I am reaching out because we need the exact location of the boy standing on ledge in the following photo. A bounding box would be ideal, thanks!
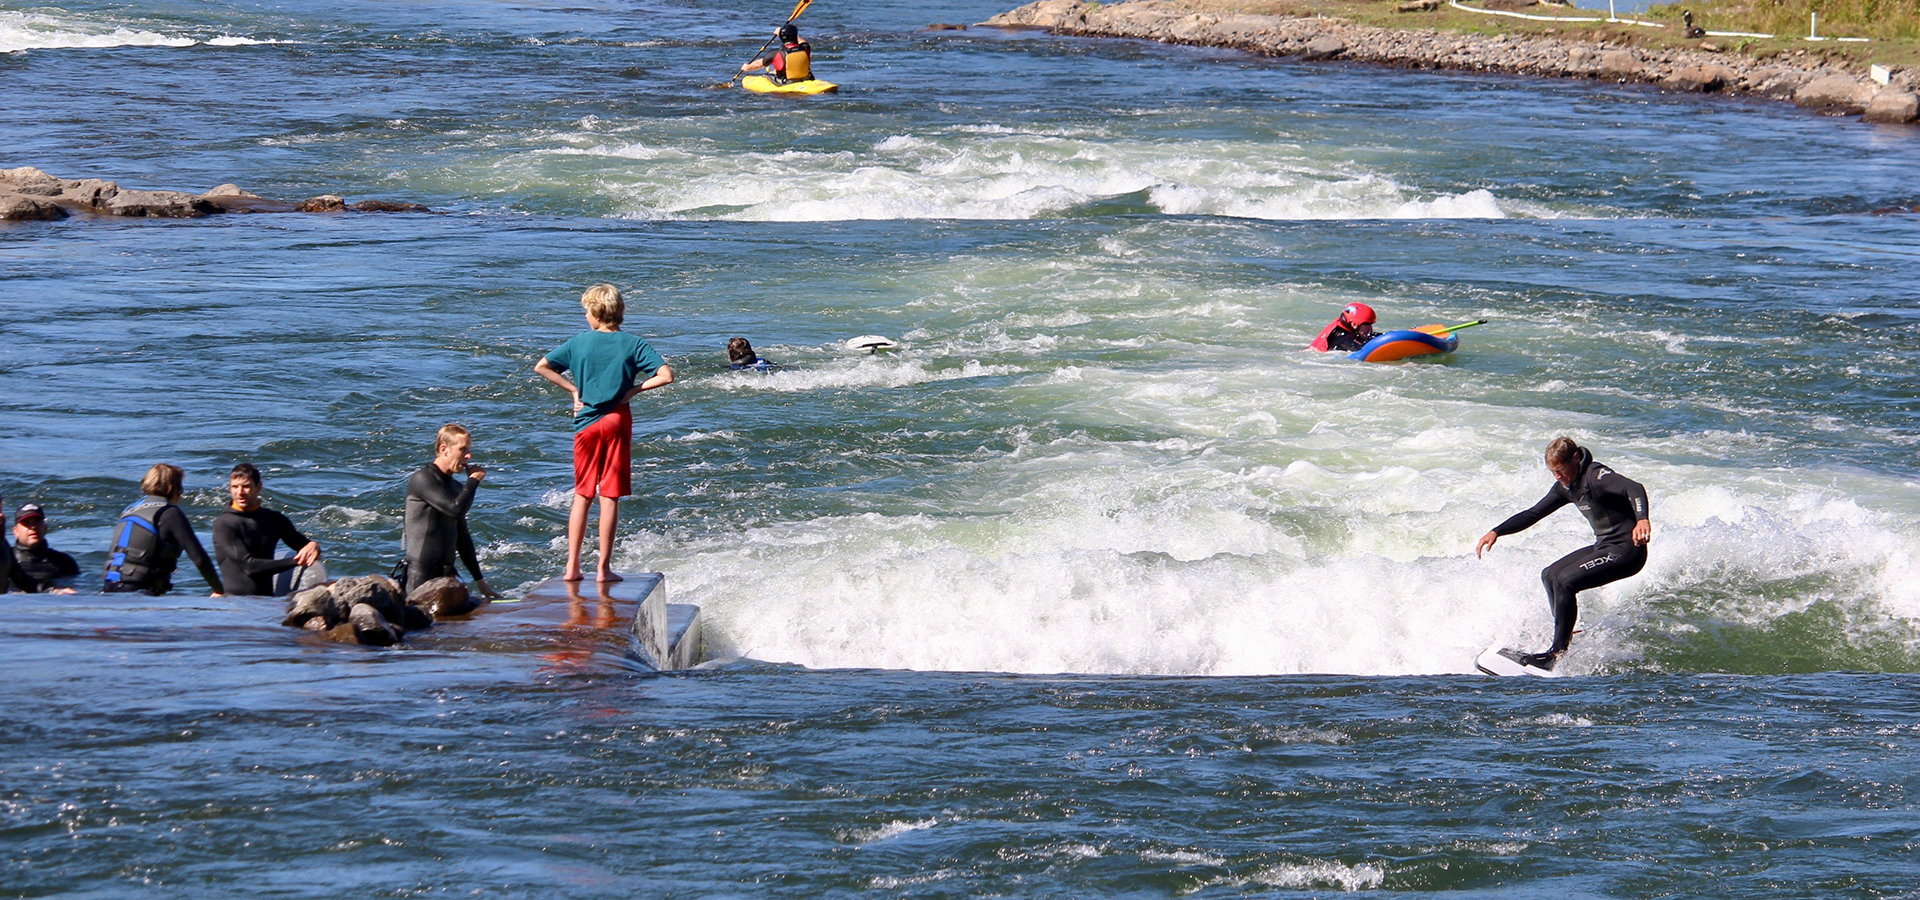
[534,283,674,583]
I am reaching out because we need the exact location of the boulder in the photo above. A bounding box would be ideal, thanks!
[1744,67,1811,99]
[1598,50,1642,81]
[408,575,477,619]
[981,0,1085,28]
[1795,74,1871,111]
[348,603,401,646]
[0,166,67,196]
[1665,64,1735,93]
[1397,0,1442,11]
[1300,36,1346,61]
[295,194,347,212]
[202,183,261,198]
[348,199,430,213]
[105,189,216,218]
[59,179,120,209]
[400,604,434,631]
[282,584,347,629]
[333,574,408,625]
[1863,89,1920,124]
[0,193,68,221]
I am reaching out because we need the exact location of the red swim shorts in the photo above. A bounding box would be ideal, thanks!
[573,403,632,498]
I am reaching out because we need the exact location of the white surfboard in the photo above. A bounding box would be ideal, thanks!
[1474,643,1561,678]
[846,334,898,353]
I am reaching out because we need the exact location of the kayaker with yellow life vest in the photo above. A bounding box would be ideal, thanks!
[740,23,812,84]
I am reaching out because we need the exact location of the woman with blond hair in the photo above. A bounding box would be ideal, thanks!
[102,463,223,596]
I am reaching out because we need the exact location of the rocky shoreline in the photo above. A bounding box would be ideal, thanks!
[0,166,431,222]
[981,0,1920,125]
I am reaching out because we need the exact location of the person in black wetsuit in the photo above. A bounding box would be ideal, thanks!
[404,424,501,601]
[102,463,224,596]
[212,463,322,596]
[9,503,79,594]
[1476,436,1651,671]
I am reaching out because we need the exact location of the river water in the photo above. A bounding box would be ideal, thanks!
[4,0,1919,895]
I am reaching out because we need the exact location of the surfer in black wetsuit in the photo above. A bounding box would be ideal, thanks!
[212,463,321,596]
[1476,436,1651,671]
[403,424,501,601]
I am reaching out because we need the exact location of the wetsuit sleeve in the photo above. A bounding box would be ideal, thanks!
[1492,487,1569,536]
[456,518,484,583]
[408,468,479,519]
[270,510,313,557]
[1596,470,1651,522]
[54,549,78,578]
[161,506,222,592]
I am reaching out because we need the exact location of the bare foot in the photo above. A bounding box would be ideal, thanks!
[596,570,624,583]
[562,570,584,582]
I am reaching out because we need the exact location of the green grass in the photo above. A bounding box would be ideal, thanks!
[1652,0,1920,42]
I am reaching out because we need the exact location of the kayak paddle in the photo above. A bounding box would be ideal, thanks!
[1414,319,1488,336]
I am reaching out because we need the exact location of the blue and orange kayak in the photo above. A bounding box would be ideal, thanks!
[1347,319,1485,363]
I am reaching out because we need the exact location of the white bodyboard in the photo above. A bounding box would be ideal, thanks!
[846,335,898,353]
[1474,643,1561,678]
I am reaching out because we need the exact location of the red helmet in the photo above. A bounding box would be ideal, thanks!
[1339,303,1376,328]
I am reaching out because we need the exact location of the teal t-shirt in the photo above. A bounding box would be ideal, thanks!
[543,330,666,432]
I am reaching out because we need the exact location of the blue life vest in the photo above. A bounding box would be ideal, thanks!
[103,496,179,592]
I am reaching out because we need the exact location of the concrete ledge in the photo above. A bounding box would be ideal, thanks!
[522,573,702,671]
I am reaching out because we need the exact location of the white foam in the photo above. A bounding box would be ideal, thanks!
[493,123,1524,223]
[626,383,1920,677]
[0,11,285,53]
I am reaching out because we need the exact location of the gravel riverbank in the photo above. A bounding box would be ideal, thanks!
[982,0,1920,125]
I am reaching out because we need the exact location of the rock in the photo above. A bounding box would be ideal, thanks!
[400,604,434,631]
[295,194,347,212]
[105,189,216,218]
[332,575,407,626]
[1666,64,1735,93]
[1744,67,1811,99]
[282,584,346,629]
[1863,89,1920,124]
[0,193,68,221]
[321,622,360,643]
[0,166,68,196]
[981,0,1086,28]
[1300,36,1346,61]
[1795,74,1872,111]
[1397,0,1441,10]
[925,23,968,30]
[348,603,401,646]
[1598,50,1641,81]
[59,179,120,209]
[1484,0,1535,9]
[408,576,477,619]
[202,183,261,198]
[348,199,430,213]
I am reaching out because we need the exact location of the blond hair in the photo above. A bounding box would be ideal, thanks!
[435,423,470,452]
[581,283,624,327]
[141,463,184,500]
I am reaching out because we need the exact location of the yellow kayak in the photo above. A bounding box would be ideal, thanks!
[741,74,838,95]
